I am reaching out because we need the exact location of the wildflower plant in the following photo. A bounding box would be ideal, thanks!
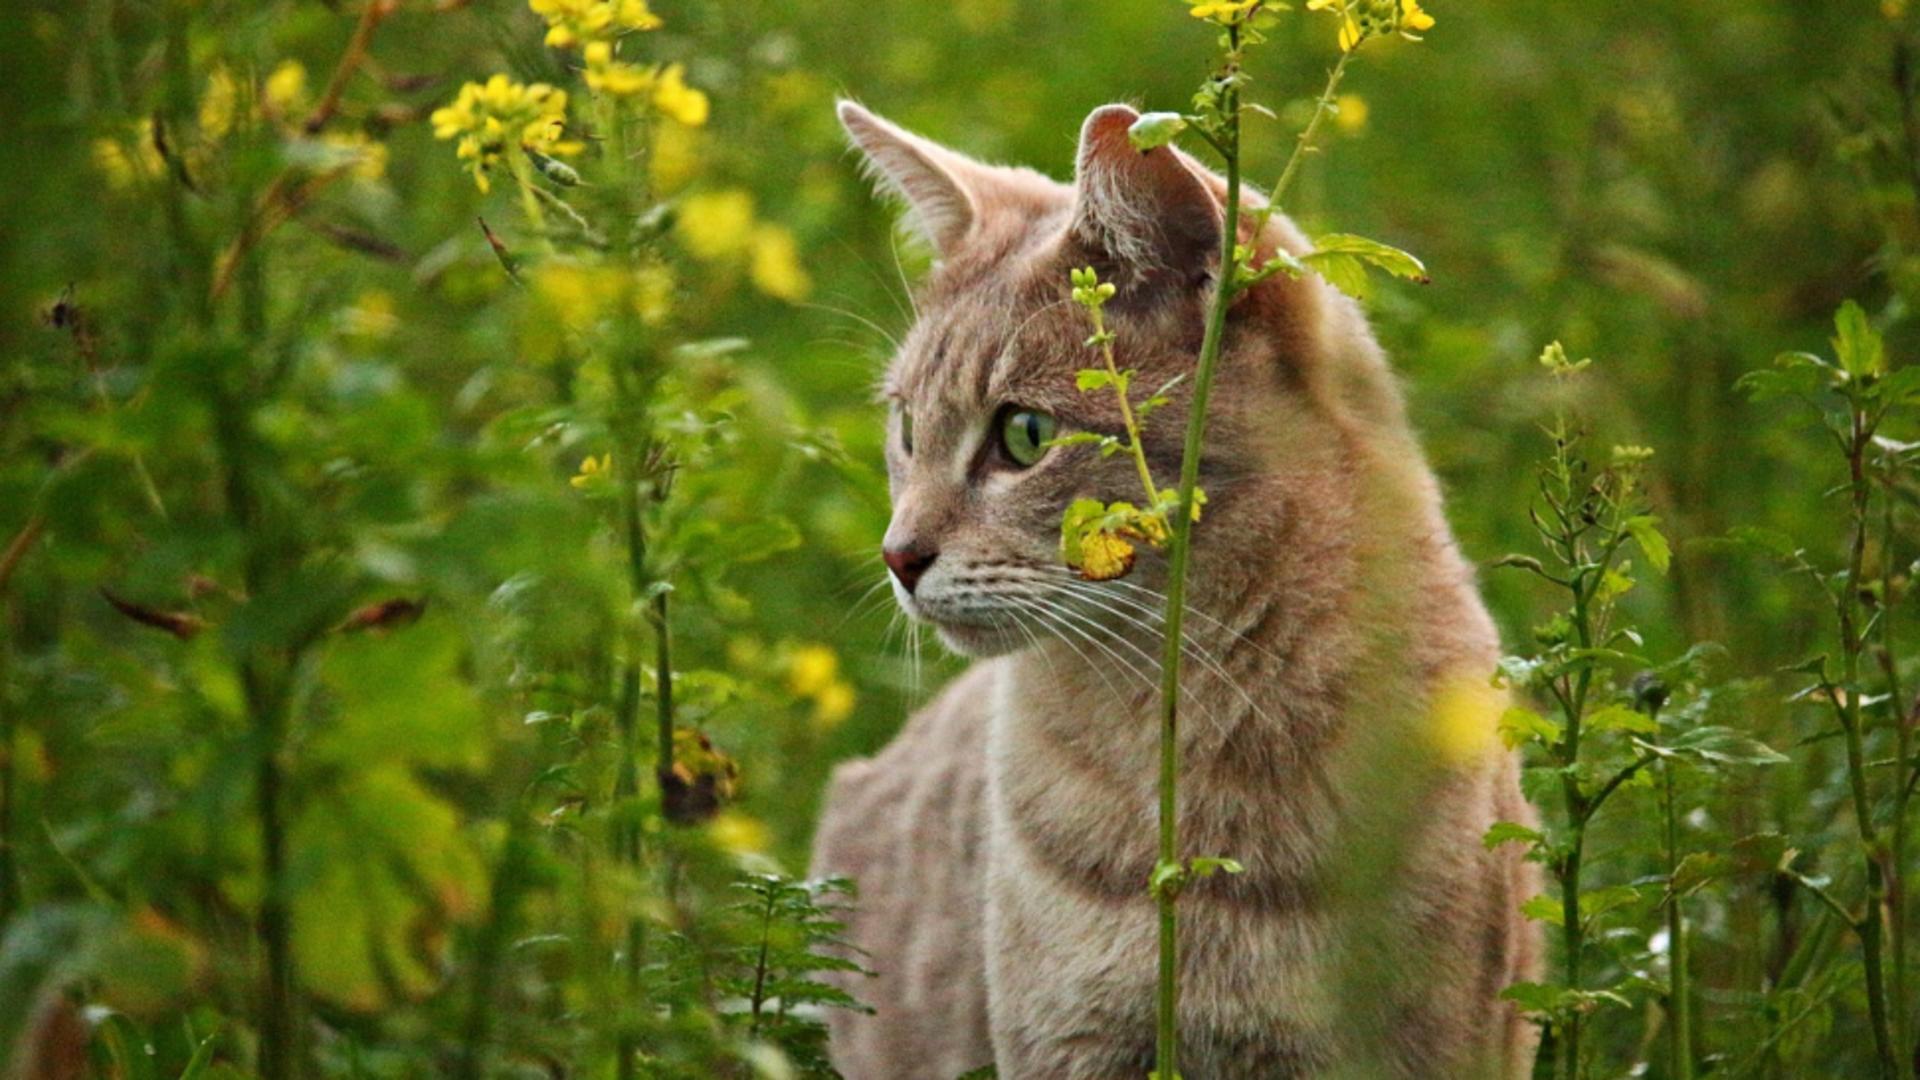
[1060,2,1441,1075]
[1489,344,1787,1079]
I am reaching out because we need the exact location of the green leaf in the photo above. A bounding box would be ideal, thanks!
[1624,515,1671,573]
[1127,111,1189,151]
[1482,821,1545,852]
[1647,725,1789,768]
[1519,894,1564,927]
[1075,368,1117,392]
[1833,299,1886,379]
[1586,703,1658,735]
[1301,234,1430,299]
[1498,705,1563,750]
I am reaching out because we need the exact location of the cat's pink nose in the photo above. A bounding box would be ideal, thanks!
[883,545,937,594]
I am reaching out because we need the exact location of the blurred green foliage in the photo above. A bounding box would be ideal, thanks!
[4,0,1920,1076]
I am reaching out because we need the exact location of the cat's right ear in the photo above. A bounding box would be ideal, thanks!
[837,100,983,258]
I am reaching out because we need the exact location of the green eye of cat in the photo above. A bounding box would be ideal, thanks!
[999,407,1056,468]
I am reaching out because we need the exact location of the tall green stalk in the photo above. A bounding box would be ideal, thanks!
[1655,694,1693,1080]
[1154,25,1243,1074]
[1837,408,1901,1078]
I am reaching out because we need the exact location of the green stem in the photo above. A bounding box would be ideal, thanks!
[0,616,16,927]
[1841,410,1901,1078]
[1661,709,1692,1080]
[1155,25,1244,1077]
[1262,48,1352,220]
[1880,466,1912,1068]
[1088,306,1160,509]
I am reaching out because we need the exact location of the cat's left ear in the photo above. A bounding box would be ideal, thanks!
[1070,104,1222,290]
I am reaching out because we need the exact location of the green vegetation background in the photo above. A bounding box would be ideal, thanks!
[0,0,1905,1076]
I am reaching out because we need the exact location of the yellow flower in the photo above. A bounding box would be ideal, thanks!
[1187,0,1260,23]
[199,66,239,141]
[430,75,579,193]
[651,63,710,127]
[676,189,756,261]
[583,40,655,98]
[787,644,839,698]
[1425,676,1503,765]
[528,0,661,49]
[1338,14,1363,51]
[1399,0,1435,35]
[320,132,388,180]
[92,119,166,189]
[263,60,309,119]
[570,453,612,489]
[813,680,856,731]
[708,811,770,856]
[749,224,811,301]
[1333,93,1369,134]
[1077,532,1137,582]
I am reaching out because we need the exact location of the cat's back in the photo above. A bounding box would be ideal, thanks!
[811,661,1000,1079]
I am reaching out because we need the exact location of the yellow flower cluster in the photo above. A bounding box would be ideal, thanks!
[786,644,856,731]
[430,75,581,193]
[675,190,812,301]
[582,46,710,127]
[1307,0,1434,52]
[527,0,661,49]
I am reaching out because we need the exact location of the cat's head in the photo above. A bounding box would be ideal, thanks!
[842,100,1393,658]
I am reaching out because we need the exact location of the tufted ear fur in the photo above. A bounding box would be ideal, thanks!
[837,100,1010,258]
[1070,104,1222,292]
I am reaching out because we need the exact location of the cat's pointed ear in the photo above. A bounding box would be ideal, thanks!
[838,100,988,257]
[1070,104,1221,287]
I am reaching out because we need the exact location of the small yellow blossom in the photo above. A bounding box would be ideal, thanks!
[1426,676,1503,765]
[1078,532,1137,582]
[708,811,770,856]
[1333,94,1369,134]
[199,66,239,141]
[1399,0,1435,35]
[749,223,812,301]
[430,75,579,193]
[320,132,388,180]
[651,63,710,127]
[263,60,309,119]
[583,40,655,98]
[813,681,856,731]
[570,453,612,489]
[676,189,756,261]
[528,0,661,49]
[787,644,840,698]
[92,119,167,189]
[1187,0,1261,23]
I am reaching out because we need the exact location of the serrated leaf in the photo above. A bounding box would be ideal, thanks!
[1498,706,1563,750]
[1625,515,1671,573]
[1075,368,1117,392]
[1301,234,1429,299]
[1483,821,1545,852]
[1520,894,1564,926]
